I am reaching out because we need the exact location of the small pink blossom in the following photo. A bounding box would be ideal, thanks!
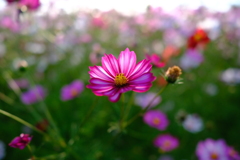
[154,134,179,152]
[61,80,84,101]
[87,48,156,102]
[9,133,32,150]
[196,139,228,160]
[143,110,168,130]
[21,85,46,105]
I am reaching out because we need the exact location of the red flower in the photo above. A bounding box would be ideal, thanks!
[187,29,210,49]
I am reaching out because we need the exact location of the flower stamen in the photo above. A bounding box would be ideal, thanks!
[210,153,219,160]
[153,118,161,125]
[71,89,78,97]
[114,73,128,86]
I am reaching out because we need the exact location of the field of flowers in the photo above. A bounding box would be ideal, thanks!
[0,1,240,160]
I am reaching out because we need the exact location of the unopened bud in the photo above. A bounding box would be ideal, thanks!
[165,66,182,84]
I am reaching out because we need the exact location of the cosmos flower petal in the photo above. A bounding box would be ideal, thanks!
[119,48,136,77]
[102,54,120,77]
[109,92,121,102]
[102,88,120,96]
[129,73,156,84]
[87,84,114,91]
[89,66,114,81]
[132,83,153,93]
[129,59,152,80]
[119,86,133,93]
[89,78,114,85]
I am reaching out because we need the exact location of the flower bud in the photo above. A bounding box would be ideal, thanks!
[165,66,182,84]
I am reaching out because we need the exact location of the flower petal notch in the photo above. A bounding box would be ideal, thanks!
[87,48,156,102]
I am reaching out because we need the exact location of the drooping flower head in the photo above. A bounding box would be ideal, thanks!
[154,134,179,152]
[196,139,229,160]
[143,110,168,130]
[9,133,32,150]
[146,53,165,68]
[61,80,84,101]
[187,29,210,49]
[20,85,46,105]
[87,48,156,102]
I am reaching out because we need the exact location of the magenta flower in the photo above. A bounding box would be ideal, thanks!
[9,133,32,150]
[19,0,41,10]
[61,80,84,101]
[5,0,40,11]
[146,53,165,68]
[196,139,229,160]
[143,110,168,130]
[86,48,156,102]
[20,85,46,105]
[154,134,179,152]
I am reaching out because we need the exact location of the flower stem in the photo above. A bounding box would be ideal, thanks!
[0,92,14,105]
[27,73,66,148]
[79,97,99,127]
[125,85,168,127]
[3,71,42,122]
[119,93,125,130]
[123,92,135,121]
[0,109,46,136]
[27,145,35,160]
[68,97,99,146]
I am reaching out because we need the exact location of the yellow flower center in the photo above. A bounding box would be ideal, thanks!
[71,89,78,97]
[194,34,202,41]
[210,153,218,160]
[229,149,237,157]
[114,73,128,86]
[153,118,160,125]
[163,141,171,148]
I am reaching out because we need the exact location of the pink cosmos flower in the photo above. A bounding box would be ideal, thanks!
[154,134,179,152]
[86,48,156,102]
[143,110,168,130]
[196,139,229,160]
[61,80,84,101]
[21,85,46,105]
[9,133,32,150]
[0,17,20,32]
[146,53,165,68]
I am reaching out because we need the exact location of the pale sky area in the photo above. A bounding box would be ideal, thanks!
[0,0,240,14]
